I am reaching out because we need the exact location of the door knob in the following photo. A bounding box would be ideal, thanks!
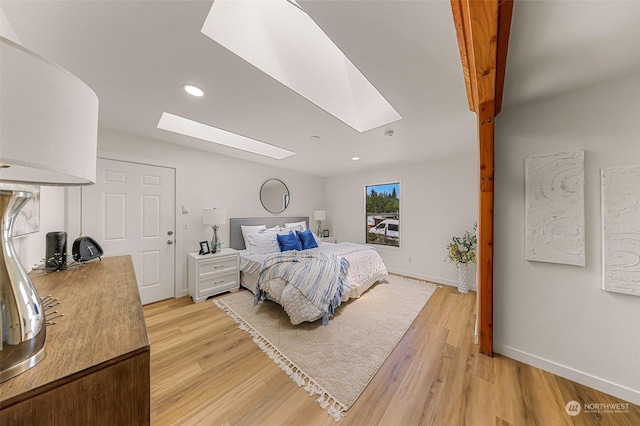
[167,231,173,236]
[167,240,174,245]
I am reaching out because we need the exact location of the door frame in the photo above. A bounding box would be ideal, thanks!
[66,150,184,299]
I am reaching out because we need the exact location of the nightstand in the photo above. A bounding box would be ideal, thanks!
[188,248,240,303]
[319,236,337,244]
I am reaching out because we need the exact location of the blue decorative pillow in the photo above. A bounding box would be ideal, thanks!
[276,231,302,252]
[297,228,318,250]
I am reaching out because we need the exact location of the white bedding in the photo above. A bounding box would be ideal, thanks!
[239,242,388,324]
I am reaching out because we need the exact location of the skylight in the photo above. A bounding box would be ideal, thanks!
[157,112,295,160]
[201,0,402,133]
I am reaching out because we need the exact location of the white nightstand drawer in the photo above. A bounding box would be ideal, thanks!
[188,249,240,303]
[199,257,237,276]
[197,271,238,297]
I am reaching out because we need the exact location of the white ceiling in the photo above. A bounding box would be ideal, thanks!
[2,1,638,177]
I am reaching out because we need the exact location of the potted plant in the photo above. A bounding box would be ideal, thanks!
[445,224,477,293]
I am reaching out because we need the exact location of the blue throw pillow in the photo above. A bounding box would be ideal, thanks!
[277,231,302,252]
[296,228,318,250]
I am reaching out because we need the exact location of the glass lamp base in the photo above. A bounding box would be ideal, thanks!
[211,225,221,253]
[0,189,47,383]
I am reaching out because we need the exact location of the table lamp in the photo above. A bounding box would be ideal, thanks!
[0,36,98,382]
[203,208,226,253]
[313,210,326,236]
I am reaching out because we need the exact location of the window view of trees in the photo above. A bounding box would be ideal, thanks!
[366,183,400,247]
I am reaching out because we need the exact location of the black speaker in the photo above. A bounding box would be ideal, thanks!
[45,231,67,270]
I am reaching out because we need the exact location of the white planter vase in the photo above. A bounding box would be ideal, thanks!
[457,263,470,293]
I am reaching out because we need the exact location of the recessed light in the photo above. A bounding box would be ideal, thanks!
[183,84,204,97]
[351,156,360,161]
[384,130,394,137]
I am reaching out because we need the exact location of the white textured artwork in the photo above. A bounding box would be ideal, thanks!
[525,151,585,266]
[0,184,41,237]
[601,166,640,296]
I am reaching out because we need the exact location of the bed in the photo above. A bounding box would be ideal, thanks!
[230,217,388,325]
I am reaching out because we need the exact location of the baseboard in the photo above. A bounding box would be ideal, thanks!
[495,345,640,406]
[386,268,478,292]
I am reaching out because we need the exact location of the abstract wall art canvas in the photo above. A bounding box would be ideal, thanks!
[601,166,640,296]
[0,184,41,237]
[525,151,585,266]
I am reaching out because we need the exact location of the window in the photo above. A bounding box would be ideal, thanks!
[366,182,400,247]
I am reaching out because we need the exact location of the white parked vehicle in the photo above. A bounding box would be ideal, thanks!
[368,219,399,238]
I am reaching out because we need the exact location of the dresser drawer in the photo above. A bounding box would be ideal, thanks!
[199,256,237,276]
[197,270,238,297]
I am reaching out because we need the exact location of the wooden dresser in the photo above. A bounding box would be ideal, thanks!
[0,256,150,425]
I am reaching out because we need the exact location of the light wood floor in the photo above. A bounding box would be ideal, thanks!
[144,283,640,425]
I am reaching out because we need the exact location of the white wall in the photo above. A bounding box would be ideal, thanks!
[325,154,478,287]
[494,74,640,404]
[91,128,326,294]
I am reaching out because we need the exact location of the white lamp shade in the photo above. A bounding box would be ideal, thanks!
[203,208,226,225]
[0,36,98,185]
[313,210,326,221]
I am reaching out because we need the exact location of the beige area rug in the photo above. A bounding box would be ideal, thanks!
[214,275,438,421]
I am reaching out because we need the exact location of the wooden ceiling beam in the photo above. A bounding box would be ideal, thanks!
[451,0,513,114]
[495,0,514,114]
[450,0,476,111]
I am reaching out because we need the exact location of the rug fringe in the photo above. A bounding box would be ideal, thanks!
[214,299,347,422]
[393,274,443,289]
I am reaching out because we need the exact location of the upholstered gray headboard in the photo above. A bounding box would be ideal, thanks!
[230,217,310,250]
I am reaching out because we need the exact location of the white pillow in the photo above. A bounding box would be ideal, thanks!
[284,220,307,231]
[241,224,266,248]
[245,232,280,254]
[260,227,291,236]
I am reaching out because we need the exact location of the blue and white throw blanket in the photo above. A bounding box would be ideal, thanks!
[255,251,349,325]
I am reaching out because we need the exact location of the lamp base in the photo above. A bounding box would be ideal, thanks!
[0,190,47,383]
[211,225,221,253]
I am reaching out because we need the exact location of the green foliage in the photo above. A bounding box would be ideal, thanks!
[366,189,399,214]
[445,224,477,265]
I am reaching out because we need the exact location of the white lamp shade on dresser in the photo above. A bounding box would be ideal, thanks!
[0,36,99,185]
[0,35,99,383]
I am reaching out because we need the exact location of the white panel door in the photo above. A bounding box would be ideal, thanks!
[82,158,175,304]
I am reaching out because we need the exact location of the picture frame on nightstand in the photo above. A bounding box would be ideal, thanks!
[198,241,210,255]
[322,229,329,237]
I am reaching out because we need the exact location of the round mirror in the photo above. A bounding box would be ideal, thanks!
[260,179,290,214]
